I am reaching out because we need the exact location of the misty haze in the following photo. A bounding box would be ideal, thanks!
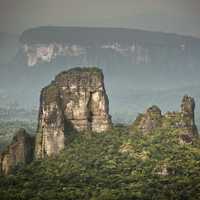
[0,1,200,199]
[0,26,200,125]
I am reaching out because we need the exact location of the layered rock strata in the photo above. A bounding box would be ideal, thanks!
[35,67,112,159]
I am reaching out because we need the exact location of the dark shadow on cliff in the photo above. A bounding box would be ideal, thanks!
[63,117,78,145]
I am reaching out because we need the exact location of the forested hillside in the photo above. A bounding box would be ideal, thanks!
[0,127,200,200]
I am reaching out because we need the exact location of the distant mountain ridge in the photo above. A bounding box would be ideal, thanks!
[20,26,200,45]
[0,26,200,124]
[20,26,200,67]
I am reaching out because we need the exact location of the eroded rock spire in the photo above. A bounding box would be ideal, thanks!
[35,67,112,159]
[0,128,34,175]
[130,95,198,143]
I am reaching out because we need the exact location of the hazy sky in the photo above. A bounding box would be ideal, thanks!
[0,0,200,37]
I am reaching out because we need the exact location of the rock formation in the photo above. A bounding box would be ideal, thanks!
[132,105,162,134]
[20,27,200,69]
[0,128,34,175]
[35,67,112,159]
[181,95,195,126]
[130,95,198,143]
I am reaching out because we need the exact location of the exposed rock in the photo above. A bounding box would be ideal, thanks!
[154,162,171,176]
[24,43,86,66]
[137,106,162,134]
[20,27,200,69]
[181,95,195,114]
[178,95,198,143]
[0,128,34,175]
[163,95,198,143]
[130,95,198,142]
[35,67,112,159]
[181,95,196,127]
[130,105,162,134]
[35,84,65,159]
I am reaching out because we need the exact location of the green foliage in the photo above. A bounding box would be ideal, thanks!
[67,67,102,74]
[1,127,200,199]
[64,67,103,80]
[129,113,144,133]
[162,113,183,128]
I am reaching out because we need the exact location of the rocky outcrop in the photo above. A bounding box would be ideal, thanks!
[23,43,85,66]
[35,67,112,159]
[130,95,198,143]
[181,95,195,125]
[132,105,162,134]
[0,128,34,175]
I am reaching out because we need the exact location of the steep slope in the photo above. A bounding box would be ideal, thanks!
[130,95,198,143]
[19,27,200,82]
[0,128,200,199]
[35,67,112,159]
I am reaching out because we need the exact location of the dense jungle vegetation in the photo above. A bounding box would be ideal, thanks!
[0,126,200,200]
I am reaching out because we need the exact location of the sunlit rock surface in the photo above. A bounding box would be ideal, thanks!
[35,67,112,159]
[20,27,200,70]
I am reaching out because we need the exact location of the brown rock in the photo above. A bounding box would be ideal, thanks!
[35,84,65,159]
[130,96,198,143]
[0,128,34,175]
[35,67,112,159]
[181,95,195,117]
[180,95,196,128]
[176,95,198,142]
[131,105,162,134]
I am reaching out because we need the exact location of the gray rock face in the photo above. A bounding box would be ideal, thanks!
[0,128,34,175]
[181,95,195,126]
[178,95,198,143]
[135,105,162,135]
[35,67,112,159]
[130,95,198,143]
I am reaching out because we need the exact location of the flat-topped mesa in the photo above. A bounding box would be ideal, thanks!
[130,95,198,143]
[35,67,112,159]
[0,129,34,175]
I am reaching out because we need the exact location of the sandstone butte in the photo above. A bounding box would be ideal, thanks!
[0,67,198,175]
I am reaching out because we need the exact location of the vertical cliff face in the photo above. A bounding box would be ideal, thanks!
[20,27,200,71]
[181,95,196,126]
[35,84,65,159]
[0,128,34,175]
[35,67,112,159]
[178,95,198,142]
[130,95,198,143]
